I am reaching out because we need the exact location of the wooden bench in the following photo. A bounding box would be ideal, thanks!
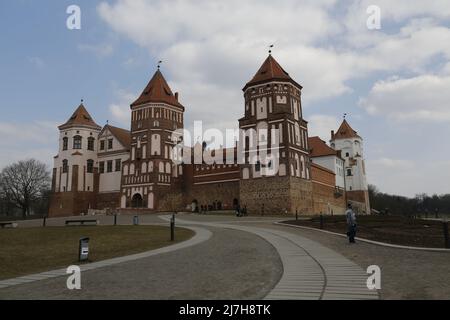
[65,219,98,226]
[0,222,17,229]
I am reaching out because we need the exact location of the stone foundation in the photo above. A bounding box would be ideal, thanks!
[97,192,121,210]
[49,191,97,218]
[184,181,240,211]
[239,176,313,215]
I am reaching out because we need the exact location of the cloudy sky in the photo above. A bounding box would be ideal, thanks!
[1,0,449,197]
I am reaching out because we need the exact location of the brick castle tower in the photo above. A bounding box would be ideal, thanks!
[238,54,313,214]
[119,68,186,212]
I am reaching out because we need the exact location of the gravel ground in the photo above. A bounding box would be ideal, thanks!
[0,226,282,300]
[256,223,450,300]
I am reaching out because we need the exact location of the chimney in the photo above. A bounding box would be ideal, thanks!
[331,130,335,139]
[175,92,179,101]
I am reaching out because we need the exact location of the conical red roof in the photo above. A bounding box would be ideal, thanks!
[59,103,101,130]
[243,55,302,91]
[333,120,361,140]
[131,69,184,109]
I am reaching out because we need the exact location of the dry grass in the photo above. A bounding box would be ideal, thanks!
[0,225,194,280]
[283,215,449,248]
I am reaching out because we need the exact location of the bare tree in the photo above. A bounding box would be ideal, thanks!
[0,159,50,218]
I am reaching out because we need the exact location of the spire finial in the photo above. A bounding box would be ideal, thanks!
[268,44,274,55]
[343,113,347,120]
[81,98,84,104]
[106,120,109,125]
[157,60,163,70]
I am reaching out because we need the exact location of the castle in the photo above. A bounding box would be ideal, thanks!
[49,54,370,217]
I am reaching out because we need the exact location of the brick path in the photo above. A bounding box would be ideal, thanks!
[163,215,379,300]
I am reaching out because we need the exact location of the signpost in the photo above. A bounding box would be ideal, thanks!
[79,237,90,262]
[443,220,449,249]
[170,214,175,242]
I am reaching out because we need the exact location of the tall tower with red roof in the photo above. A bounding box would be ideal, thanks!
[119,68,185,211]
[238,54,313,214]
[330,119,370,214]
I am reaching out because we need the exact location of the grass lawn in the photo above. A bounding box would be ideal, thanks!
[282,215,449,248]
[0,225,194,280]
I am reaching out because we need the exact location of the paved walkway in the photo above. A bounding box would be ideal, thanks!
[160,215,379,300]
[262,223,450,299]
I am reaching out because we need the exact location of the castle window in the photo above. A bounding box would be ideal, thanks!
[99,161,105,174]
[154,121,159,127]
[62,160,68,173]
[255,161,261,172]
[62,137,68,151]
[115,159,122,172]
[87,137,95,151]
[100,140,105,151]
[87,159,94,173]
[347,169,352,176]
[346,152,349,157]
[107,160,113,173]
[108,139,113,150]
[73,135,82,149]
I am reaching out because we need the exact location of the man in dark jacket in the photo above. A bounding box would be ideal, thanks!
[346,203,357,243]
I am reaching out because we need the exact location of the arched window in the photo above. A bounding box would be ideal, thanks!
[87,159,94,173]
[87,137,95,151]
[62,137,68,151]
[62,159,69,173]
[148,161,154,172]
[73,135,82,149]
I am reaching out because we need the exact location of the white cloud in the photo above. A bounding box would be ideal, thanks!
[98,0,339,48]
[360,74,450,122]
[307,115,340,141]
[368,158,450,197]
[370,157,415,169]
[0,121,59,170]
[108,89,136,127]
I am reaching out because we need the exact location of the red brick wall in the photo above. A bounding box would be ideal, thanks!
[311,163,346,215]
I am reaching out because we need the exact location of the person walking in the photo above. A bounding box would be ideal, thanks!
[235,204,241,217]
[346,204,357,244]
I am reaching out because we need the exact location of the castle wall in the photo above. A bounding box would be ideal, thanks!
[239,176,312,215]
[347,190,371,214]
[97,192,121,210]
[49,191,97,217]
[185,181,240,211]
[311,164,346,215]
